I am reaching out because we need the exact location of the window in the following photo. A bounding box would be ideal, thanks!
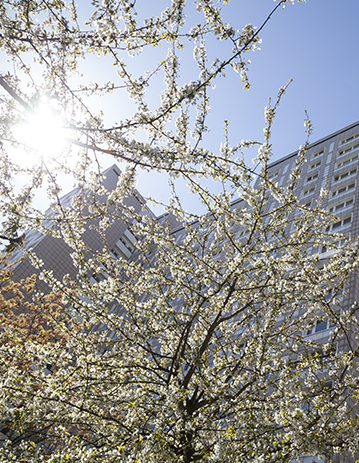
[238,228,249,238]
[302,200,312,208]
[331,181,355,197]
[111,248,120,258]
[338,141,359,156]
[306,172,319,183]
[324,289,343,302]
[309,160,321,170]
[133,192,145,205]
[268,170,279,180]
[322,380,333,391]
[329,197,354,213]
[333,167,357,183]
[92,274,101,283]
[322,234,349,253]
[303,186,315,197]
[306,319,335,336]
[118,236,134,253]
[312,149,324,159]
[336,153,358,169]
[326,215,352,232]
[340,132,359,146]
[46,363,54,372]
[315,319,328,332]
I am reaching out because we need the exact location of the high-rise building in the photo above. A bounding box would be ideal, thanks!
[254,120,359,363]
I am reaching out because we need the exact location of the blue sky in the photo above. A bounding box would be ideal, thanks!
[218,0,359,160]
[2,0,359,214]
[121,0,359,212]
[183,0,359,162]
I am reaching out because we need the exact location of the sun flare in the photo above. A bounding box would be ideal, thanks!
[12,105,67,165]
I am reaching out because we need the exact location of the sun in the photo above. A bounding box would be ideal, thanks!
[12,104,67,165]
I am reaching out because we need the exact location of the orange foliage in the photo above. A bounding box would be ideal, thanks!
[0,253,73,369]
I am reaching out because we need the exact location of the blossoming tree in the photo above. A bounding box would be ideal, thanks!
[0,1,358,462]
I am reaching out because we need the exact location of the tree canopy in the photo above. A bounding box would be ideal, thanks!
[0,1,359,462]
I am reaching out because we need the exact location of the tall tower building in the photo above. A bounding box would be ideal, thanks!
[252,121,359,363]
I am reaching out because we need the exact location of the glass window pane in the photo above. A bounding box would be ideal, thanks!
[315,320,327,332]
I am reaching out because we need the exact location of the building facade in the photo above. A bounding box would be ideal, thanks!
[10,164,156,294]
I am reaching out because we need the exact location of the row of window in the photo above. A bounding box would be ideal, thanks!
[336,153,358,169]
[333,167,357,183]
[339,141,359,157]
[287,131,359,181]
[305,166,357,187]
[331,181,355,197]
[305,318,335,336]
[304,180,356,199]
[236,230,349,256]
[325,215,352,232]
[307,147,357,178]
[237,209,351,250]
[340,131,359,146]
[304,129,359,176]
[307,153,357,180]
[328,197,354,213]
[265,135,358,186]
[321,235,348,254]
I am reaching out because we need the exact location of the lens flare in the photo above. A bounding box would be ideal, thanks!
[12,105,67,165]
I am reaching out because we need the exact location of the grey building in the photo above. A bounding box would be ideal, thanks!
[255,121,359,363]
[11,164,154,295]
